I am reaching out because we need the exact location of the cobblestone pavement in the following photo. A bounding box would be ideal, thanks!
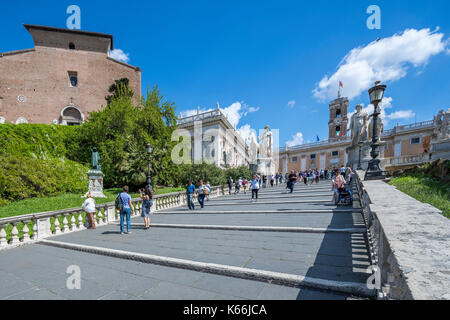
[0,181,372,300]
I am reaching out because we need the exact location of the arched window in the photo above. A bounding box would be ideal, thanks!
[69,42,75,50]
[60,105,83,125]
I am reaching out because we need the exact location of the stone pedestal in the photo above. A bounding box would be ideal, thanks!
[346,141,372,170]
[86,170,106,198]
[257,158,275,176]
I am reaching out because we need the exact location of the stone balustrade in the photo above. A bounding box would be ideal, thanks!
[0,185,226,251]
[353,170,450,299]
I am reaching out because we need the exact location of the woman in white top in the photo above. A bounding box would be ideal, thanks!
[82,192,96,229]
[251,175,260,203]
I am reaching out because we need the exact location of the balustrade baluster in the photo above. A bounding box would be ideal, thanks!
[31,219,38,240]
[98,208,104,224]
[70,214,76,230]
[22,220,31,242]
[0,224,8,247]
[78,211,85,229]
[54,215,61,234]
[11,222,20,245]
[62,214,69,233]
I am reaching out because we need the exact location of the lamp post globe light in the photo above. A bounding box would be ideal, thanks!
[146,143,153,191]
[365,81,387,180]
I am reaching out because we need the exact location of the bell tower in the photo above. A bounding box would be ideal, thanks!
[328,95,349,141]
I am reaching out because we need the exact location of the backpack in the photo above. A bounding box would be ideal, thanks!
[115,193,123,211]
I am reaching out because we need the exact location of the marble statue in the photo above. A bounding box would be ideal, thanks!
[259,126,273,159]
[349,104,368,146]
[433,108,450,141]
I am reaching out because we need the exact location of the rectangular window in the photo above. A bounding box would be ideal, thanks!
[68,71,78,87]
[332,151,339,156]
[292,156,298,162]
[310,154,316,159]
[410,137,420,144]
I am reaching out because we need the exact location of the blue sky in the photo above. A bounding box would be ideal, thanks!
[1,0,449,146]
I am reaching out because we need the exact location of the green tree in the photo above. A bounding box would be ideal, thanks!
[69,84,180,190]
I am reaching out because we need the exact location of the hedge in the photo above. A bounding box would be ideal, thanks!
[0,123,80,160]
[0,155,88,205]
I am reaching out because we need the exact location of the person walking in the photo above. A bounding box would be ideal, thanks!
[270,174,275,187]
[139,187,153,229]
[206,181,211,201]
[332,169,346,204]
[227,177,233,195]
[242,177,248,194]
[235,177,242,194]
[82,192,96,229]
[288,170,297,193]
[118,186,134,235]
[251,174,260,202]
[197,180,206,209]
[186,180,196,210]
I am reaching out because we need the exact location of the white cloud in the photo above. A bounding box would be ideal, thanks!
[108,49,130,63]
[237,124,258,145]
[287,100,296,108]
[348,97,415,127]
[313,28,448,100]
[285,132,304,147]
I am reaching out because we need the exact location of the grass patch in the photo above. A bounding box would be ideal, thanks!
[0,187,184,219]
[388,173,450,218]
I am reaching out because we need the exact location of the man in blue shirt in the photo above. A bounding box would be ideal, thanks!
[119,185,134,234]
[186,180,196,210]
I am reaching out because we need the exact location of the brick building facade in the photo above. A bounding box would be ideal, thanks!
[0,24,141,125]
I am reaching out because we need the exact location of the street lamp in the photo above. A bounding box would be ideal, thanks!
[146,143,153,191]
[365,81,386,180]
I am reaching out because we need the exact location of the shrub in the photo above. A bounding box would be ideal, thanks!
[0,155,88,203]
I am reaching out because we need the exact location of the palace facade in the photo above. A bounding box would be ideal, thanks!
[0,24,141,125]
[277,95,450,174]
[176,106,251,168]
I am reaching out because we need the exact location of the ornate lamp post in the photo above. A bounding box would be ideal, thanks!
[146,143,153,191]
[365,81,386,180]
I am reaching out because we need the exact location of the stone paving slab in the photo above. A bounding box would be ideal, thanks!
[145,212,365,229]
[44,223,371,283]
[0,243,357,300]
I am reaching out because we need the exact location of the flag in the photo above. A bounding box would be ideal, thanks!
[316,135,320,142]
[339,81,343,88]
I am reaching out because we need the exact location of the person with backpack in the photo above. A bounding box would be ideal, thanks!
[82,192,96,230]
[116,185,134,235]
[140,186,153,229]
